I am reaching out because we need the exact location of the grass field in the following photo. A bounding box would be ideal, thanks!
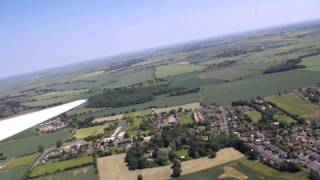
[300,54,320,71]
[30,155,94,178]
[73,124,109,139]
[200,70,320,105]
[176,158,308,180]
[0,129,71,157]
[33,165,98,180]
[265,92,319,117]
[155,64,206,78]
[97,148,243,180]
[245,111,262,123]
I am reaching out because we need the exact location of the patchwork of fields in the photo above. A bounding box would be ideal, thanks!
[200,70,320,105]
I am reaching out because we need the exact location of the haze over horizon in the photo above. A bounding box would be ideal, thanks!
[1,0,319,78]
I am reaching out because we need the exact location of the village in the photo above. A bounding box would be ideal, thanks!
[27,85,320,176]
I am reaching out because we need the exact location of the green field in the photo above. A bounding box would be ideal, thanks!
[3,153,39,170]
[273,113,296,124]
[0,166,30,180]
[33,165,98,180]
[0,129,71,157]
[265,92,318,117]
[73,124,109,139]
[300,54,320,71]
[180,114,194,125]
[78,93,199,120]
[167,72,223,89]
[200,70,320,105]
[4,128,39,142]
[0,153,39,180]
[199,62,275,80]
[175,158,308,180]
[155,64,206,78]
[30,155,94,178]
[245,111,262,123]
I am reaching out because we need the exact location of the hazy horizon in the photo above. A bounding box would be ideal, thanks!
[1,0,319,78]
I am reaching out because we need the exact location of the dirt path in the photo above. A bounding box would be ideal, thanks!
[97,147,244,180]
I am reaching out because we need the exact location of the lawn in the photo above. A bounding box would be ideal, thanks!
[245,111,262,123]
[180,114,194,125]
[200,70,320,105]
[265,92,318,117]
[300,54,320,71]
[176,149,189,158]
[155,64,206,78]
[0,129,71,157]
[73,124,109,139]
[29,155,94,178]
[176,158,308,180]
[273,113,296,124]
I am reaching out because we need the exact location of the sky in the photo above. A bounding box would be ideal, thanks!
[0,0,319,78]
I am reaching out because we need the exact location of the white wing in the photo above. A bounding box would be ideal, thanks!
[0,99,87,141]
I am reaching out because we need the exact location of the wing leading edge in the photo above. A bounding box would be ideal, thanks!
[0,99,87,141]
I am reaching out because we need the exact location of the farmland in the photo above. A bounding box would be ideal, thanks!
[155,64,206,78]
[199,62,275,80]
[97,148,243,180]
[265,92,319,117]
[0,129,71,157]
[0,153,39,180]
[29,155,94,178]
[33,165,98,180]
[200,70,320,105]
[300,54,320,71]
[177,158,308,180]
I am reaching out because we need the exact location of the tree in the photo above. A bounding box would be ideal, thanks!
[38,145,44,153]
[56,140,63,148]
[171,160,182,177]
[168,150,178,162]
[248,149,258,160]
[310,171,320,180]
[137,174,143,180]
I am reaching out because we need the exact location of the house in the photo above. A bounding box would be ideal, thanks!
[0,163,5,169]
[194,112,205,122]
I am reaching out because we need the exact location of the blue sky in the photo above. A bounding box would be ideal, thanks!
[0,0,319,78]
